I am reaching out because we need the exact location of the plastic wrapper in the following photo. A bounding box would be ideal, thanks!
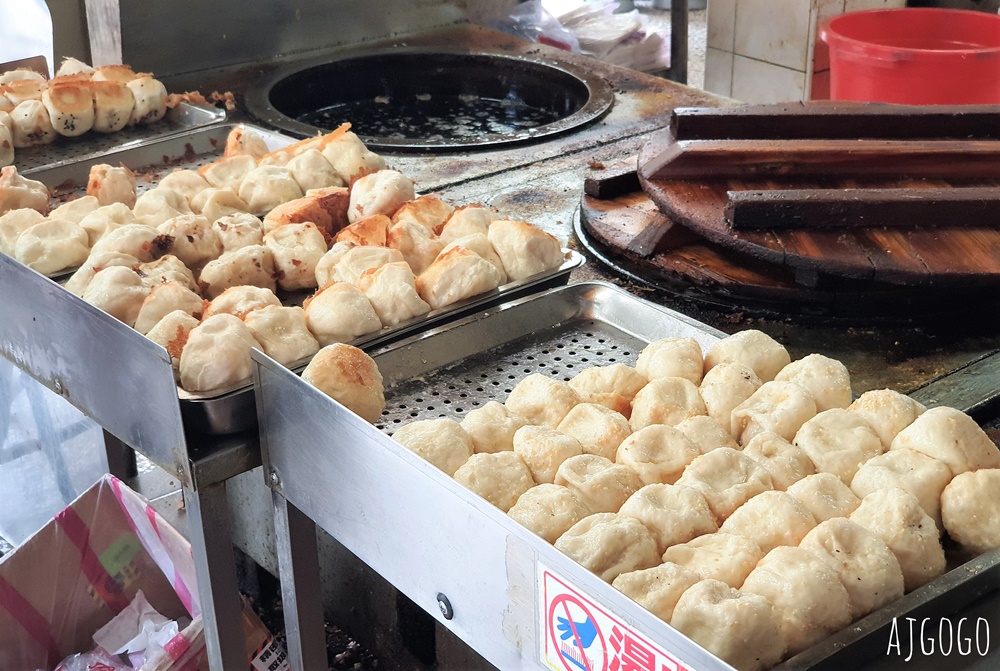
[0,474,286,671]
[50,648,132,671]
[526,0,671,72]
[488,0,581,52]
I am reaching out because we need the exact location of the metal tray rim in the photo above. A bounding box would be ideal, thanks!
[19,102,227,176]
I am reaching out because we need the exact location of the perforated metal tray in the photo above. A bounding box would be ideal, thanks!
[16,103,227,174]
[255,282,1000,671]
[370,281,723,429]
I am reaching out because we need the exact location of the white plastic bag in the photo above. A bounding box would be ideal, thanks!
[489,1,581,52]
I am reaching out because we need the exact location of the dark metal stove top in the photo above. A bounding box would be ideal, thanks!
[247,49,615,151]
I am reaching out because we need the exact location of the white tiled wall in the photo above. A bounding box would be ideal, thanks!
[731,55,807,103]
[705,0,905,102]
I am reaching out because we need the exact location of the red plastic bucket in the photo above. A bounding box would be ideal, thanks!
[820,8,1000,104]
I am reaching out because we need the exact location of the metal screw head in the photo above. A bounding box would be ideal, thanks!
[269,471,280,487]
[436,593,453,620]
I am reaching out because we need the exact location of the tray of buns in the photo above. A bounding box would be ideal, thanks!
[0,121,583,435]
[255,281,1000,671]
[16,102,226,173]
[1,57,227,173]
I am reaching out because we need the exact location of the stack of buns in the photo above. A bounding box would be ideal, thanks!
[0,124,569,393]
[0,58,172,167]
[385,329,1000,671]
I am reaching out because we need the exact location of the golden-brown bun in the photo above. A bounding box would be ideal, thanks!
[43,82,95,137]
[0,69,46,85]
[91,65,137,84]
[3,78,48,105]
[92,80,134,133]
[10,100,56,147]
[301,343,386,423]
[127,75,167,125]
[334,214,390,247]
[55,57,95,78]
[263,187,350,239]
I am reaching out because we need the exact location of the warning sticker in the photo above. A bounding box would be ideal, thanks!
[250,636,290,671]
[539,564,691,671]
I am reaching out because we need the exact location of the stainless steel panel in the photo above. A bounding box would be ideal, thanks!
[116,0,517,78]
[83,0,122,67]
[0,253,190,484]
[254,282,731,669]
[255,368,728,670]
[17,103,227,173]
[47,0,93,68]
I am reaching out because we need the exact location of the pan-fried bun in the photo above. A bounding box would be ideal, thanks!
[671,579,785,671]
[720,490,816,554]
[508,484,591,543]
[513,425,583,483]
[941,469,1000,555]
[391,418,471,474]
[555,454,641,514]
[453,452,534,512]
[302,343,386,424]
[636,337,704,385]
[675,447,773,523]
[775,353,852,412]
[800,518,904,619]
[178,313,257,393]
[555,513,660,582]
[612,562,700,623]
[704,329,790,383]
[741,546,851,656]
[850,487,946,591]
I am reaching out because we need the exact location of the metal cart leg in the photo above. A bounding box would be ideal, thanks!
[102,429,137,480]
[185,481,248,670]
[273,490,327,671]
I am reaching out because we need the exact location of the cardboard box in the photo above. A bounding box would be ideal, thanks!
[0,475,284,671]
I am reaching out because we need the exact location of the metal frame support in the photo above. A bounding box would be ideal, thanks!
[184,481,248,670]
[669,0,689,85]
[272,490,327,671]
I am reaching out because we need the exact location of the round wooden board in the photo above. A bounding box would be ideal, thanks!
[578,189,1000,320]
[637,132,1000,287]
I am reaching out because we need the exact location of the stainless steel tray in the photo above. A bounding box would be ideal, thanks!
[27,121,294,196]
[17,102,227,174]
[254,281,1000,671]
[180,249,584,434]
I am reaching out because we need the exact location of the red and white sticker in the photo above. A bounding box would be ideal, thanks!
[539,564,691,671]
